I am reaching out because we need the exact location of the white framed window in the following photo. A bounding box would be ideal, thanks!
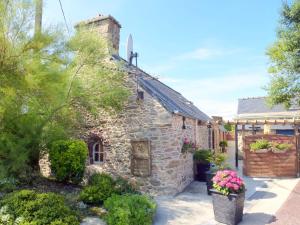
[92,142,104,163]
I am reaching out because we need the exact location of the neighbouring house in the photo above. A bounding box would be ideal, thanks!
[236,97,300,150]
[40,14,225,195]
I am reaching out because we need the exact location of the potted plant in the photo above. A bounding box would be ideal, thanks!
[182,137,196,154]
[206,152,228,195]
[193,149,212,181]
[271,142,292,153]
[219,140,228,153]
[250,139,271,153]
[211,170,246,225]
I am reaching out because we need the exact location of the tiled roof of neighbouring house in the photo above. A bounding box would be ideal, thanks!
[237,97,300,114]
[112,55,211,122]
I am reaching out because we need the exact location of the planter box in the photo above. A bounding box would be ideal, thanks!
[250,148,270,153]
[211,190,245,225]
[194,162,210,182]
[271,148,288,154]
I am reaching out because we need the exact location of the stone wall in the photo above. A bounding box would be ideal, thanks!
[243,135,297,177]
[77,15,121,54]
[78,71,209,195]
[197,125,209,149]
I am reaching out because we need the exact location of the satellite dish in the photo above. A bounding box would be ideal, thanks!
[126,34,133,62]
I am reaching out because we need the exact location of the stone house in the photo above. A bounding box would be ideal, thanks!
[70,15,216,195]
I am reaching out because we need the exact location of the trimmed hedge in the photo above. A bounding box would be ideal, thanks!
[0,190,79,225]
[104,194,156,225]
[49,139,88,184]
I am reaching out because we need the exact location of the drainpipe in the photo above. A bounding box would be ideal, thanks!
[207,121,212,149]
[235,124,238,168]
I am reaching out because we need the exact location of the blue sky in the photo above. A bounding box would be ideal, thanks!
[44,0,283,119]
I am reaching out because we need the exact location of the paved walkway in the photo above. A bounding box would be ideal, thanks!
[82,142,300,225]
[154,140,299,225]
[154,178,299,225]
[81,217,105,225]
[268,180,300,225]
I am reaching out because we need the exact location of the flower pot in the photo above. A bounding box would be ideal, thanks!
[205,171,216,195]
[211,189,245,225]
[251,148,270,153]
[271,148,288,153]
[194,162,210,182]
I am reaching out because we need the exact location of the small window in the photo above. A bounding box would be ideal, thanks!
[93,142,104,163]
[182,117,186,129]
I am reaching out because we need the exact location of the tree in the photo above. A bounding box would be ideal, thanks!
[266,0,300,108]
[0,0,129,179]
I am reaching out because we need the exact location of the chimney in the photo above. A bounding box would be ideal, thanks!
[75,14,121,55]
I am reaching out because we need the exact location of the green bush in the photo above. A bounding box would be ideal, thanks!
[80,173,116,204]
[104,194,156,225]
[219,140,228,148]
[193,149,212,164]
[0,190,79,225]
[49,139,88,184]
[208,152,228,170]
[0,178,17,193]
[250,139,271,151]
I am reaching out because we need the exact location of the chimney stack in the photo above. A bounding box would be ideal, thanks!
[75,14,121,55]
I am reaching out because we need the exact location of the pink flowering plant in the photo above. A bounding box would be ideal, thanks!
[212,170,245,195]
[181,137,196,153]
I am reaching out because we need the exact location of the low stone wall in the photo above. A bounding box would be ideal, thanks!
[243,135,297,177]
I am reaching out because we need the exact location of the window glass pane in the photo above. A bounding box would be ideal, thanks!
[100,153,104,162]
[100,146,104,153]
[94,153,99,162]
[94,143,99,152]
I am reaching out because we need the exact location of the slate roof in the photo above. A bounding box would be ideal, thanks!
[237,97,299,114]
[112,55,211,122]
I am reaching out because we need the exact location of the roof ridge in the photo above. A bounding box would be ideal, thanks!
[111,54,211,121]
[113,55,183,96]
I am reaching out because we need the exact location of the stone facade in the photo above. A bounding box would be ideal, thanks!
[75,14,121,54]
[79,70,210,195]
[56,14,212,196]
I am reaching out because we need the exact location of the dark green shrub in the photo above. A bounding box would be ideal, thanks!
[193,149,212,164]
[104,194,156,225]
[80,173,116,204]
[0,190,79,225]
[0,178,17,193]
[219,141,228,148]
[49,139,88,184]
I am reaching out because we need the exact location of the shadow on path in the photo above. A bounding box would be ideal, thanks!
[240,212,276,225]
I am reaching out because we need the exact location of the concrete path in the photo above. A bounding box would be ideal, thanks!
[268,180,300,225]
[80,217,106,225]
[154,178,299,225]
[82,142,299,225]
